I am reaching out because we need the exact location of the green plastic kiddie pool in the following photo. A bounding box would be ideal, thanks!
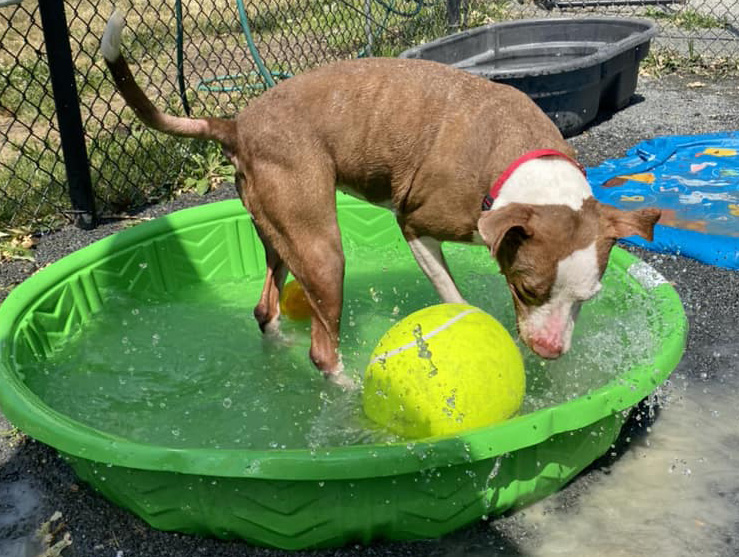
[0,197,686,549]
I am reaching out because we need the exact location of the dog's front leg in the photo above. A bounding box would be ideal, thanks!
[406,236,465,304]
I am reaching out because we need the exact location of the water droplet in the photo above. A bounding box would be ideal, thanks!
[222,397,233,409]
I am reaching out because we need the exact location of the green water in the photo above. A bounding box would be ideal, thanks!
[23,244,657,450]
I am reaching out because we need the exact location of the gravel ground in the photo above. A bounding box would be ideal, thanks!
[1,72,739,557]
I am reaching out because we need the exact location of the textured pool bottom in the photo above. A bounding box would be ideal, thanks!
[0,198,686,549]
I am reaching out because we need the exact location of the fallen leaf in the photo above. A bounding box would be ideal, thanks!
[20,236,37,249]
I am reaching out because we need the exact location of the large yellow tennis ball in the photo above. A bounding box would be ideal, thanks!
[279,280,312,321]
[363,303,525,438]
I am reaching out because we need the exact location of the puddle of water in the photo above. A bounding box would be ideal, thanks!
[0,480,44,557]
[514,364,739,556]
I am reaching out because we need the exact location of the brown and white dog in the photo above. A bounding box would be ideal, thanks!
[101,11,660,386]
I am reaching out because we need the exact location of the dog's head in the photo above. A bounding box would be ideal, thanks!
[477,198,660,359]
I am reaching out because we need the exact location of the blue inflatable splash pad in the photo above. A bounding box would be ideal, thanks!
[588,132,739,269]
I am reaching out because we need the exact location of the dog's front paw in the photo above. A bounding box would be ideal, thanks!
[262,317,300,346]
[261,315,282,336]
[325,369,359,391]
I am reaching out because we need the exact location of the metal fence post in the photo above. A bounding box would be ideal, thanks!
[446,0,462,30]
[38,0,96,229]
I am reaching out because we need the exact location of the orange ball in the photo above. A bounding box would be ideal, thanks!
[279,280,312,321]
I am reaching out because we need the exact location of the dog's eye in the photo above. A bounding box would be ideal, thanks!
[514,283,543,306]
[520,285,538,303]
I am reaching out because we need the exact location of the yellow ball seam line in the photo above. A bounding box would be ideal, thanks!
[368,307,484,365]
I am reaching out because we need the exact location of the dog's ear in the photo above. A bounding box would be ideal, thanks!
[477,204,535,256]
[600,204,661,241]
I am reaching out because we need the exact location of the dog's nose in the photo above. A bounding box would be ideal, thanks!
[530,337,564,359]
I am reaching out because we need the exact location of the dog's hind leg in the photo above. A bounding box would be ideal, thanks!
[273,225,347,384]
[296,232,347,383]
[245,166,350,385]
[253,226,289,336]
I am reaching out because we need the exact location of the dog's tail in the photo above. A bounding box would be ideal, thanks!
[101,11,236,151]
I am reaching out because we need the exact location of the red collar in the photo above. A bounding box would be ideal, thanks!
[481,149,586,211]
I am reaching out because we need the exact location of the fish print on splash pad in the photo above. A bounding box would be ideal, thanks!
[587,132,739,269]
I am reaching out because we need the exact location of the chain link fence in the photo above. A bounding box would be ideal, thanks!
[1,0,738,232]
[520,0,739,60]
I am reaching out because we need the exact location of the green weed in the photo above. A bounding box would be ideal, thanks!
[0,426,25,447]
[179,143,235,195]
[35,511,72,557]
[642,48,739,77]
[644,8,727,31]
[0,228,36,262]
